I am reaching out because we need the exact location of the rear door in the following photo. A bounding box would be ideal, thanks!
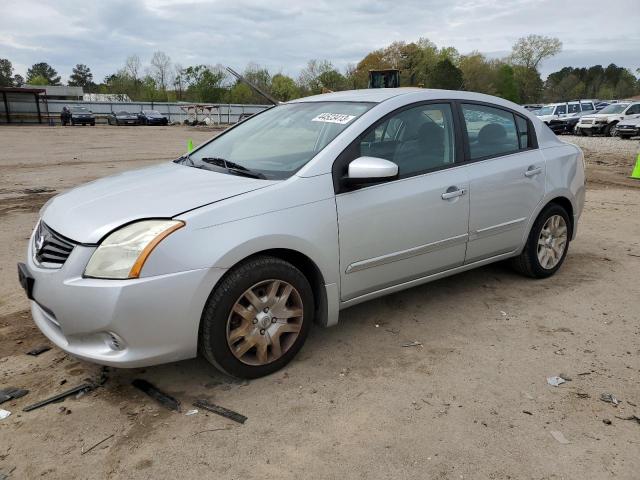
[459,102,545,263]
[335,102,470,301]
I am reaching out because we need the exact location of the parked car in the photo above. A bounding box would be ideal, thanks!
[107,111,139,126]
[575,102,640,136]
[615,117,640,139]
[138,110,168,125]
[536,101,596,124]
[67,106,95,126]
[547,116,581,135]
[18,89,585,378]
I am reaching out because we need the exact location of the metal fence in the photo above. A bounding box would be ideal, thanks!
[2,98,270,125]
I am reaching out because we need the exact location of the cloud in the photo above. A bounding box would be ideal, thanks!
[1,0,638,82]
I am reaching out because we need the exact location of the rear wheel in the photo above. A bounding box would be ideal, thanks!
[512,204,570,279]
[199,255,314,378]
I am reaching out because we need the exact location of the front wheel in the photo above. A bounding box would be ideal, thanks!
[199,256,314,378]
[604,123,617,137]
[512,204,571,279]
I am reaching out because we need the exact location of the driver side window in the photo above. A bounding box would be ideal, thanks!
[359,103,456,177]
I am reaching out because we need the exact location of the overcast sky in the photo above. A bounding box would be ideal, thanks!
[2,0,639,83]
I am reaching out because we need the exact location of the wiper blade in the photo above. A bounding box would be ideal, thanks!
[200,157,266,179]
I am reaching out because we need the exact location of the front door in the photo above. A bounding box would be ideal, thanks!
[335,102,470,301]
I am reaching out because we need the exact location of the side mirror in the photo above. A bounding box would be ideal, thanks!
[345,156,398,185]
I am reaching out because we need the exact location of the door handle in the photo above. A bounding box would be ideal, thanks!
[524,166,542,177]
[441,188,466,200]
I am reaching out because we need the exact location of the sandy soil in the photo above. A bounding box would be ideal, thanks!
[1,125,639,480]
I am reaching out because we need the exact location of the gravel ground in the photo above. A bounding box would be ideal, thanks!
[562,135,640,187]
[1,126,639,480]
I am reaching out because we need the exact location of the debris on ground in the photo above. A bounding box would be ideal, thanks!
[185,409,198,416]
[132,379,181,412]
[22,383,94,412]
[550,430,570,444]
[402,341,423,348]
[0,387,29,405]
[547,375,569,387]
[26,345,51,356]
[0,409,11,420]
[58,406,71,415]
[81,434,114,455]
[603,419,612,425]
[615,415,640,424]
[193,399,247,424]
[522,410,533,415]
[600,393,620,405]
[575,392,590,399]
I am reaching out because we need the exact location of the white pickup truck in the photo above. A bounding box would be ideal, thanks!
[575,102,640,136]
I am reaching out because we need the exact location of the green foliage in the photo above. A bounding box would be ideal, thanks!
[544,64,639,101]
[0,58,14,87]
[26,62,61,85]
[495,64,519,103]
[427,58,463,89]
[271,74,299,101]
[27,75,50,86]
[182,65,226,103]
[68,64,95,91]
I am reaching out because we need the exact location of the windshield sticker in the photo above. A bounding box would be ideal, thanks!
[312,113,356,125]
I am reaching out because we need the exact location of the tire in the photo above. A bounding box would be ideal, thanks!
[199,255,314,378]
[604,123,617,137]
[511,204,571,279]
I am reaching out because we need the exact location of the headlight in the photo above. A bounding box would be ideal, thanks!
[84,219,184,279]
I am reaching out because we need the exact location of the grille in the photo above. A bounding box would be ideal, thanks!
[33,222,75,267]
[581,120,593,124]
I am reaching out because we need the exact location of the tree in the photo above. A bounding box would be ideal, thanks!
[298,59,336,94]
[13,74,24,86]
[428,58,463,90]
[270,73,299,101]
[514,66,543,103]
[459,52,499,94]
[27,75,50,86]
[182,65,226,102]
[318,69,346,91]
[26,62,61,85]
[510,35,562,70]
[150,51,172,95]
[495,64,519,102]
[0,58,14,87]
[68,64,94,88]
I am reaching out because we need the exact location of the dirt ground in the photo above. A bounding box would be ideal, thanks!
[1,125,639,480]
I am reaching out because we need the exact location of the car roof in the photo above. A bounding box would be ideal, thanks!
[287,88,423,103]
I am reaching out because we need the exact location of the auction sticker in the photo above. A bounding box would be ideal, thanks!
[312,113,356,124]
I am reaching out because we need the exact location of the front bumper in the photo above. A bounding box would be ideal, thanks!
[577,122,607,133]
[616,127,639,136]
[22,228,226,367]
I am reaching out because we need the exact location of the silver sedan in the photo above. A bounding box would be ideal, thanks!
[19,88,585,378]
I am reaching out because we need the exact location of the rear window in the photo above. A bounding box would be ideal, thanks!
[580,103,594,111]
[568,104,580,114]
[462,104,519,160]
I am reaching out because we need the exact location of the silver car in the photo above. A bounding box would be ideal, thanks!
[18,88,585,378]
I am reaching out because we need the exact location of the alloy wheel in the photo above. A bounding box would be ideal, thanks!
[537,215,568,269]
[226,279,304,366]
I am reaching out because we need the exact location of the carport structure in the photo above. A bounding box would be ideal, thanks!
[0,87,48,124]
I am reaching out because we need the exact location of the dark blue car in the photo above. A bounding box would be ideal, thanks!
[138,110,168,125]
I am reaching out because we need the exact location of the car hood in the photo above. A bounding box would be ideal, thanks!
[41,162,278,243]
[619,117,640,126]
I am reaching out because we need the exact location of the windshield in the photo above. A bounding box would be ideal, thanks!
[537,106,556,116]
[143,110,161,115]
[177,101,372,180]
[71,107,89,113]
[117,111,131,115]
[598,104,628,114]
